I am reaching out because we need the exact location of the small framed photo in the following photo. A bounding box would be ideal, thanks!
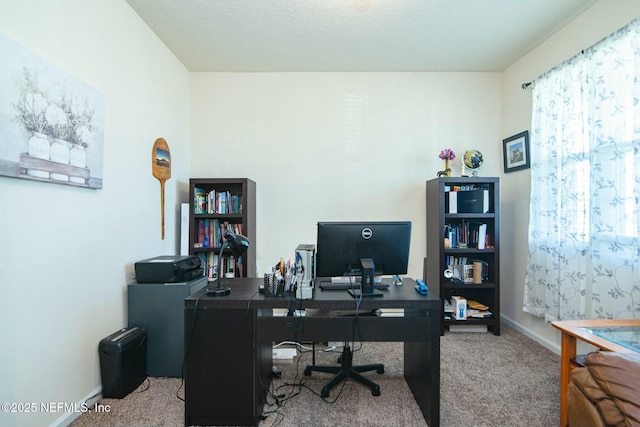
[503,131,530,173]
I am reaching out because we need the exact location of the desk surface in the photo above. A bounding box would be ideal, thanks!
[184,277,441,427]
[186,277,440,310]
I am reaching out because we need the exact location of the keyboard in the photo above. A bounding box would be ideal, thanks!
[319,281,390,291]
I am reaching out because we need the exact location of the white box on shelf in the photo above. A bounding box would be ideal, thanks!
[451,296,467,320]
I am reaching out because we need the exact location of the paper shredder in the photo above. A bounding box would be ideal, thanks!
[99,327,147,398]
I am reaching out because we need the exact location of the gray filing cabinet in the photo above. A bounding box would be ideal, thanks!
[127,276,207,377]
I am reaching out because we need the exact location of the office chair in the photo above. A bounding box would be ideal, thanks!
[304,344,384,397]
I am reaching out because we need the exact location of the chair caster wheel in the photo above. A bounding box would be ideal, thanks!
[377,367,384,374]
[304,368,311,376]
[321,387,330,398]
[372,386,380,396]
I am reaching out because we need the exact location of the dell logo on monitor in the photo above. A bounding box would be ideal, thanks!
[361,228,373,239]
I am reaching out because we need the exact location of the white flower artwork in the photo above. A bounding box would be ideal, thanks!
[0,33,105,189]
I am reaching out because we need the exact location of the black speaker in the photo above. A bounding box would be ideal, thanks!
[99,327,146,399]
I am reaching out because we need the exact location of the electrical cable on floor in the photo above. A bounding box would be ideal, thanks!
[273,341,314,351]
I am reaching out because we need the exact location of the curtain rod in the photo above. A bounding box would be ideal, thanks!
[519,15,640,91]
[520,41,608,90]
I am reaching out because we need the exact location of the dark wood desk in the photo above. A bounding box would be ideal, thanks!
[184,278,441,426]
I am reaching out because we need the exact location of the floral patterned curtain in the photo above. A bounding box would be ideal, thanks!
[523,19,640,322]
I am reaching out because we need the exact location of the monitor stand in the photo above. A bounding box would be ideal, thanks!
[348,258,383,298]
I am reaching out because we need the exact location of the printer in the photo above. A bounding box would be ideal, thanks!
[134,255,203,283]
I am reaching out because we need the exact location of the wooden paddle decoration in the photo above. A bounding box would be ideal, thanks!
[152,138,171,239]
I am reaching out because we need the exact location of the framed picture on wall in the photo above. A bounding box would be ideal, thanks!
[503,131,530,173]
[0,33,105,189]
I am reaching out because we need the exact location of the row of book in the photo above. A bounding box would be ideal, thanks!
[445,221,491,249]
[196,252,244,280]
[194,220,244,249]
[447,184,486,192]
[194,187,243,215]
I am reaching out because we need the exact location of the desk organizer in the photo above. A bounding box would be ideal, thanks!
[264,273,284,296]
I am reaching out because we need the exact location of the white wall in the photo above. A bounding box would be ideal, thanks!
[0,1,190,426]
[2,1,638,425]
[500,0,640,350]
[191,72,502,279]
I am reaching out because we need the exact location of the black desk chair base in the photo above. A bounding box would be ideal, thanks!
[304,345,383,397]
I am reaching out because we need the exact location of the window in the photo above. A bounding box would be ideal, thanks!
[523,18,640,322]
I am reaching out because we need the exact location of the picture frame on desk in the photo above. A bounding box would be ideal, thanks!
[503,130,530,173]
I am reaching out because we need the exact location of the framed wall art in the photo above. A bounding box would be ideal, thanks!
[0,33,105,189]
[503,130,530,173]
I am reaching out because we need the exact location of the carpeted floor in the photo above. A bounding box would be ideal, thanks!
[70,324,559,427]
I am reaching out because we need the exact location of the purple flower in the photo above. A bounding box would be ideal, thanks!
[439,149,455,160]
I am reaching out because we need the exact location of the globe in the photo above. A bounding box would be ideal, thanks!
[463,150,483,176]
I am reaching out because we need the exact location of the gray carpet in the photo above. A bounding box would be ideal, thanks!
[70,324,559,427]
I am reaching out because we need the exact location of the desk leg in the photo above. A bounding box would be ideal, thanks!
[559,332,576,427]
[185,308,260,426]
[404,339,440,427]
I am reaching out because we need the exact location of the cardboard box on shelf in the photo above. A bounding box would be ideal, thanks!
[451,296,467,320]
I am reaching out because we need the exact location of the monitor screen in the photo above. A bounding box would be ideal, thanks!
[315,221,412,297]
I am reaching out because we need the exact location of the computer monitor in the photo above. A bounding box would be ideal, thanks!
[315,221,412,297]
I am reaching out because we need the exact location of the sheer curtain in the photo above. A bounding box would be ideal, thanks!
[523,19,640,322]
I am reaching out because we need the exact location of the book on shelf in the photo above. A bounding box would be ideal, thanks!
[477,223,487,249]
[193,188,244,215]
[444,222,491,249]
[196,219,221,248]
[223,255,235,278]
[207,190,216,214]
[196,220,246,249]
[217,191,243,214]
[197,252,219,279]
[194,187,207,214]
[236,255,243,278]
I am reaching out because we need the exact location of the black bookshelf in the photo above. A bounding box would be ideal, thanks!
[188,178,256,280]
[425,177,500,335]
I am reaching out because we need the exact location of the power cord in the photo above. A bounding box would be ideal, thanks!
[176,294,203,401]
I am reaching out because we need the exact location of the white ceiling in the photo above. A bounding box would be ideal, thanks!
[125,0,599,72]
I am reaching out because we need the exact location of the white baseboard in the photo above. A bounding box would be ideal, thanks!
[49,385,101,427]
[501,314,560,355]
